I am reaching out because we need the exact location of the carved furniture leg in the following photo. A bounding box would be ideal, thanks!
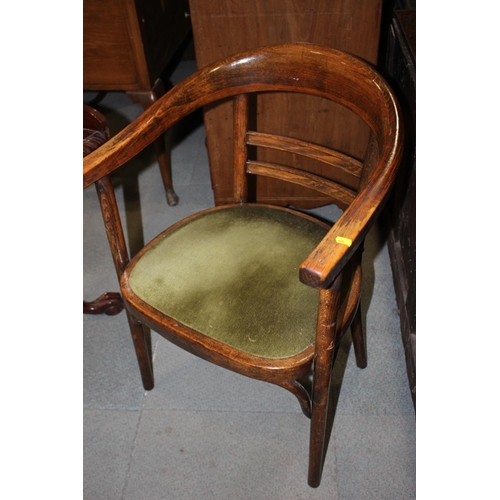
[83,293,125,316]
[126,79,179,206]
[84,104,125,316]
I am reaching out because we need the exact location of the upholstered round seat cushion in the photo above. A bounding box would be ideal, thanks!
[128,205,329,359]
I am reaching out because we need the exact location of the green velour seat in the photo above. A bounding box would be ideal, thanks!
[128,205,329,359]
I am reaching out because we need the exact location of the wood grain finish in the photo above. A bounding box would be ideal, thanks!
[83,0,191,91]
[84,44,403,487]
[126,78,179,206]
[309,281,344,487]
[95,175,154,390]
[83,292,125,316]
[83,105,126,317]
[83,0,191,206]
[83,0,144,90]
[188,0,383,207]
[383,9,416,408]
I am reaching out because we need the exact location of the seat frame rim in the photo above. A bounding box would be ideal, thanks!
[120,203,362,384]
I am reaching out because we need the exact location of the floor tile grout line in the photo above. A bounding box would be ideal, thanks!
[133,408,305,414]
[120,391,148,500]
[120,334,161,500]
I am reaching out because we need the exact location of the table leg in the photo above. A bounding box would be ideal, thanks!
[126,79,179,206]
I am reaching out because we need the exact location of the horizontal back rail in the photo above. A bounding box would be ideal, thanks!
[247,131,362,178]
[246,161,357,207]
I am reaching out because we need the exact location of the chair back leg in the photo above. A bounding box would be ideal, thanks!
[350,305,367,369]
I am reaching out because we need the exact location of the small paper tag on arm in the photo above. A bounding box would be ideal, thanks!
[335,236,352,247]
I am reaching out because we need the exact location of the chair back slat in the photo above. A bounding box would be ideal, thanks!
[245,130,362,199]
[246,161,356,208]
[247,131,362,178]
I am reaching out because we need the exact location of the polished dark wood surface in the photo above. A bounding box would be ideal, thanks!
[84,44,403,487]
[83,105,125,316]
[83,292,125,316]
[188,0,383,207]
[83,0,191,91]
[83,104,109,157]
[83,0,191,206]
[383,9,416,408]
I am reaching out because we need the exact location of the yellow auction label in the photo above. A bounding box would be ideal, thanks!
[335,236,352,247]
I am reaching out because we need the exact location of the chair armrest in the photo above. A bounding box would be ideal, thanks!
[83,108,161,188]
[299,162,399,289]
[83,83,196,188]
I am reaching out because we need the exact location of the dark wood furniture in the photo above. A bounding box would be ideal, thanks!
[188,0,384,207]
[83,44,403,487]
[383,9,416,408]
[83,0,192,206]
[83,105,125,316]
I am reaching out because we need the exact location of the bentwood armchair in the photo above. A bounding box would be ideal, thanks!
[83,44,403,487]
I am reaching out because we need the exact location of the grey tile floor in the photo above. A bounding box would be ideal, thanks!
[83,60,415,500]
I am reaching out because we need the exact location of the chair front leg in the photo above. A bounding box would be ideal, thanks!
[308,283,343,488]
[95,175,154,390]
[125,312,154,391]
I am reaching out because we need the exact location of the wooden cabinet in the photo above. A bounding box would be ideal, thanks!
[383,9,416,408]
[188,0,384,207]
[83,0,191,91]
[83,0,192,206]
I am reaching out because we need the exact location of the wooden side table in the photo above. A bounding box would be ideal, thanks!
[83,104,125,316]
[83,0,192,206]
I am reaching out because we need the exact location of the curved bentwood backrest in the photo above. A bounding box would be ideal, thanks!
[83,43,403,290]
